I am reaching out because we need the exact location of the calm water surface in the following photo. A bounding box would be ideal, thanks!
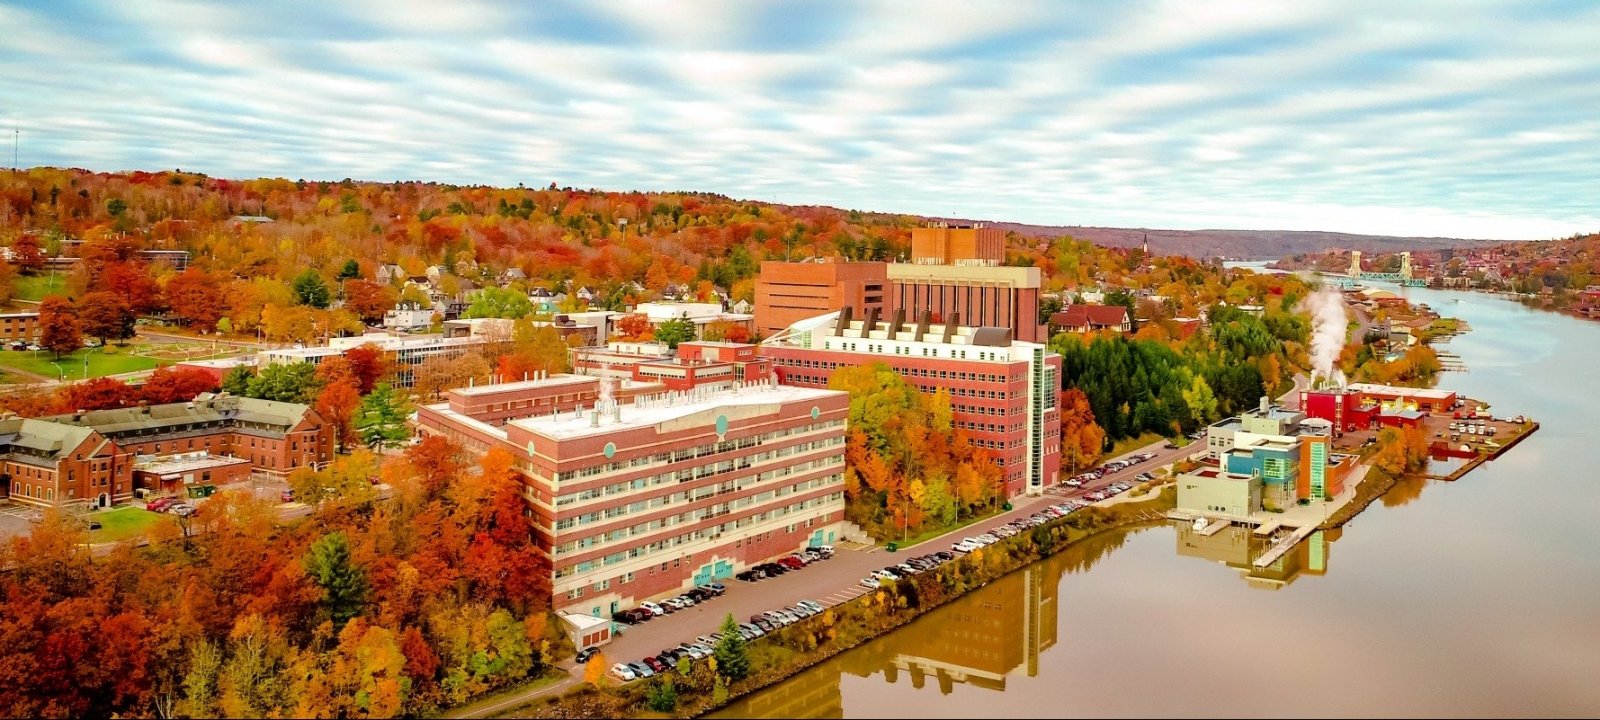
[717,285,1600,718]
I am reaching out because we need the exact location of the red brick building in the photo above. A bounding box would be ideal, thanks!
[755,259,891,339]
[1,393,332,508]
[761,308,1062,497]
[416,347,848,616]
[0,312,40,343]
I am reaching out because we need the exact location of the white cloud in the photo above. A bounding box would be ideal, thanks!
[0,0,1595,240]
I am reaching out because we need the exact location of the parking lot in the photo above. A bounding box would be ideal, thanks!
[588,440,1185,679]
[0,504,41,540]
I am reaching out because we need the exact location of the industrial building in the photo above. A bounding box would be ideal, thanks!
[760,308,1061,497]
[1299,383,1459,434]
[415,342,848,616]
[1199,398,1357,509]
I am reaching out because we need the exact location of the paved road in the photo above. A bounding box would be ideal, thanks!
[450,437,1193,718]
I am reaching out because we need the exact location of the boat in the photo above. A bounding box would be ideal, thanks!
[1192,517,1208,531]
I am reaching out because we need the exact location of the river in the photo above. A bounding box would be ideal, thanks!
[716,283,1600,717]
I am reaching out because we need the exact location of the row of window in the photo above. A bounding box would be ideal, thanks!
[553,435,843,508]
[553,472,842,557]
[566,516,829,599]
[555,490,844,582]
[554,457,843,535]
[550,419,844,484]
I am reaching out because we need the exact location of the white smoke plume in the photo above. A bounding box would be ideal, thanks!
[1303,287,1348,390]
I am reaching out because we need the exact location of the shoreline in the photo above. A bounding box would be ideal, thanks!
[516,489,1176,718]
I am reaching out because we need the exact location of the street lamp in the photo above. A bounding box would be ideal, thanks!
[50,361,64,382]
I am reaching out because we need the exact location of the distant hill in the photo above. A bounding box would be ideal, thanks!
[929,220,1508,259]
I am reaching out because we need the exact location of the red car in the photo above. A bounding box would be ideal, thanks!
[146,497,174,512]
[777,556,806,570]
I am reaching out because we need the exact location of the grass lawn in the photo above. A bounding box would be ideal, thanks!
[12,273,66,302]
[0,346,161,381]
[88,506,172,543]
[893,505,1008,550]
[1108,432,1167,460]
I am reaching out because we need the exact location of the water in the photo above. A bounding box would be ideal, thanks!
[717,284,1600,718]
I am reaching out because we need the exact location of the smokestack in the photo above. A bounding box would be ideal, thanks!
[590,410,599,428]
[1260,396,1269,414]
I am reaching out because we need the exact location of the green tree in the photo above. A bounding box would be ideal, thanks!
[105,197,127,217]
[337,258,361,281]
[653,314,696,349]
[646,677,677,712]
[244,363,320,403]
[356,383,413,449]
[304,531,369,628]
[712,613,749,681]
[291,269,331,308]
[1038,294,1063,326]
[463,287,532,319]
[220,365,255,395]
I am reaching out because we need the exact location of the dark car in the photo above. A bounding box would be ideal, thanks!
[630,661,655,678]
[575,647,599,664]
[736,569,760,582]
[657,649,681,666]
[686,587,712,602]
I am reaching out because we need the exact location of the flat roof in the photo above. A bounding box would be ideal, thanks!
[450,374,598,397]
[511,383,842,440]
[1347,383,1455,401]
[133,453,249,474]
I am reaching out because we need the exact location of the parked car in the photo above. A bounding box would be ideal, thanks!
[630,661,655,678]
[736,569,760,582]
[642,656,667,673]
[611,663,637,682]
[808,544,834,558]
[674,593,697,607]
[639,601,665,616]
[146,497,175,512]
[798,600,825,613]
[777,556,806,570]
[860,577,881,589]
[698,582,727,596]
[575,647,599,664]
[279,489,295,503]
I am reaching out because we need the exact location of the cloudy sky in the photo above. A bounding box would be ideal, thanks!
[2,0,1596,239]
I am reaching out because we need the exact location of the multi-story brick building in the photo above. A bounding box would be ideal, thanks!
[761,307,1062,497]
[416,345,848,616]
[755,259,890,339]
[0,393,331,508]
[886,224,1046,342]
[0,312,40,343]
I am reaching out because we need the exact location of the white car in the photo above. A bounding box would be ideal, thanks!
[611,663,637,682]
[860,577,882,589]
[798,600,825,613]
[952,540,978,552]
[640,601,665,616]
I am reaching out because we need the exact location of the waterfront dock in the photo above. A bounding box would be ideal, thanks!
[1252,524,1319,568]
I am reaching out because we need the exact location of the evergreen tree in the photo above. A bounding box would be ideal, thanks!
[220,365,255,395]
[356,383,413,449]
[336,259,361,281]
[291,269,331,308]
[303,531,368,628]
[653,314,696,349]
[245,363,321,403]
[712,613,749,681]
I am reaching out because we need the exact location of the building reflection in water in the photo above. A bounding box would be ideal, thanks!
[1173,520,1341,589]
[715,530,1144,719]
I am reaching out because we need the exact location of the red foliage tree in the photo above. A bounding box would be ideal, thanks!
[54,377,135,412]
[37,295,82,359]
[342,344,388,394]
[341,280,396,324]
[8,234,45,273]
[76,291,135,345]
[138,366,220,405]
[314,380,361,453]
[164,267,225,331]
[614,313,652,340]
[722,323,751,343]
[101,262,163,316]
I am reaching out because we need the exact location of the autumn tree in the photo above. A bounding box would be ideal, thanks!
[140,366,220,404]
[342,279,396,324]
[342,344,389,393]
[315,380,361,453]
[614,312,652,341]
[54,377,136,412]
[463,287,532,319]
[164,268,226,331]
[76,291,136,345]
[37,295,82,358]
[1058,387,1106,475]
[8,234,45,273]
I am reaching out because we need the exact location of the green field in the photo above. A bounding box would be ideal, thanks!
[88,505,172,543]
[12,273,66,302]
[0,347,160,381]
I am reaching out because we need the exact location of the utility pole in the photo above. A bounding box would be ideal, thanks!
[12,129,17,172]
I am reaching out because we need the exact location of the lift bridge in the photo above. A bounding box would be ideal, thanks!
[1344,250,1428,287]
